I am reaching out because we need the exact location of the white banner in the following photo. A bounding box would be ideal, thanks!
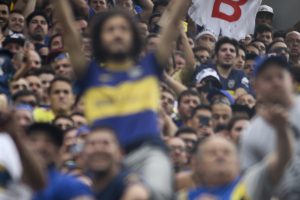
[189,0,262,40]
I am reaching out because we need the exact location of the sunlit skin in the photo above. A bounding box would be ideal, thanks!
[192,136,240,187]
[178,95,201,121]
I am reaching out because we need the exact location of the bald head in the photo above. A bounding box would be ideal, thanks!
[286,31,300,58]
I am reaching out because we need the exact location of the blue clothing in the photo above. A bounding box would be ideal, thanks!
[94,171,128,200]
[179,177,250,200]
[79,53,163,149]
[33,167,92,200]
[195,64,250,93]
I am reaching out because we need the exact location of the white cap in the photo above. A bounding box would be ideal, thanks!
[195,68,220,83]
[195,30,218,41]
[258,5,274,15]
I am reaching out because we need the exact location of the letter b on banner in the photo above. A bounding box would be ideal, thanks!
[212,0,247,22]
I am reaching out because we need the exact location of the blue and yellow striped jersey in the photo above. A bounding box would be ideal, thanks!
[80,53,163,148]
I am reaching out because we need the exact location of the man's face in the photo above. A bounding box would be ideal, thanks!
[50,81,73,114]
[52,58,74,80]
[84,129,122,174]
[26,50,41,70]
[116,0,134,12]
[39,73,54,93]
[178,133,198,153]
[15,109,33,129]
[244,59,256,78]
[54,118,74,131]
[189,109,214,139]
[256,31,272,46]
[71,115,88,128]
[196,34,216,51]
[167,137,187,169]
[252,41,266,55]
[230,119,250,145]
[245,45,259,55]
[28,16,48,42]
[9,13,24,33]
[100,16,133,60]
[212,103,232,129]
[50,35,63,51]
[256,12,273,26]
[161,91,174,116]
[0,4,9,29]
[174,54,186,71]
[194,136,239,184]
[90,0,108,13]
[217,43,237,68]
[269,42,290,62]
[14,95,38,107]
[27,132,59,166]
[178,95,200,120]
[138,22,149,39]
[26,75,43,99]
[145,36,159,53]
[286,32,300,57]
[195,50,210,64]
[234,49,245,70]
[4,43,24,55]
[236,94,256,109]
[254,64,294,105]
[10,78,29,95]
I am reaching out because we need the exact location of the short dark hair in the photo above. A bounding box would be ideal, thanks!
[175,127,197,137]
[26,123,64,147]
[254,24,273,39]
[48,77,72,94]
[12,90,37,102]
[36,67,55,76]
[177,90,199,105]
[273,30,286,39]
[26,10,50,26]
[190,105,211,119]
[91,9,143,63]
[228,116,249,132]
[214,37,239,56]
[193,45,211,54]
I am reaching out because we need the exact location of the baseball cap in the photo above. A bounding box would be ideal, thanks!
[258,5,274,15]
[2,33,25,47]
[195,68,220,83]
[207,89,235,105]
[254,55,290,77]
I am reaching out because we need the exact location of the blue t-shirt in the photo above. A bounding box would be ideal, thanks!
[79,53,163,149]
[195,65,250,94]
[94,171,128,200]
[33,167,92,200]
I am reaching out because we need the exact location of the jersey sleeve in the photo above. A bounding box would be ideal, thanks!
[139,53,164,79]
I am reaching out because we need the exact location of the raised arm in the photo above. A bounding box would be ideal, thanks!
[155,0,191,67]
[135,0,154,23]
[261,104,294,185]
[52,0,87,78]
[14,0,37,18]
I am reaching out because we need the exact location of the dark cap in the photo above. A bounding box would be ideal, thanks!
[3,33,25,47]
[26,123,64,147]
[26,10,50,26]
[254,56,290,77]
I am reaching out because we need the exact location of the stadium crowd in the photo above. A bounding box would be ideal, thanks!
[0,0,300,199]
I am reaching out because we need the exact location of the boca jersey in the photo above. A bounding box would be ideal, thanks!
[79,53,163,149]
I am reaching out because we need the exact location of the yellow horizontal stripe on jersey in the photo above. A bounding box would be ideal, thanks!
[231,181,250,200]
[84,76,160,122]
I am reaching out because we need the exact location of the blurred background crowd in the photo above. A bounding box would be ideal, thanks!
[0,0,300,200]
